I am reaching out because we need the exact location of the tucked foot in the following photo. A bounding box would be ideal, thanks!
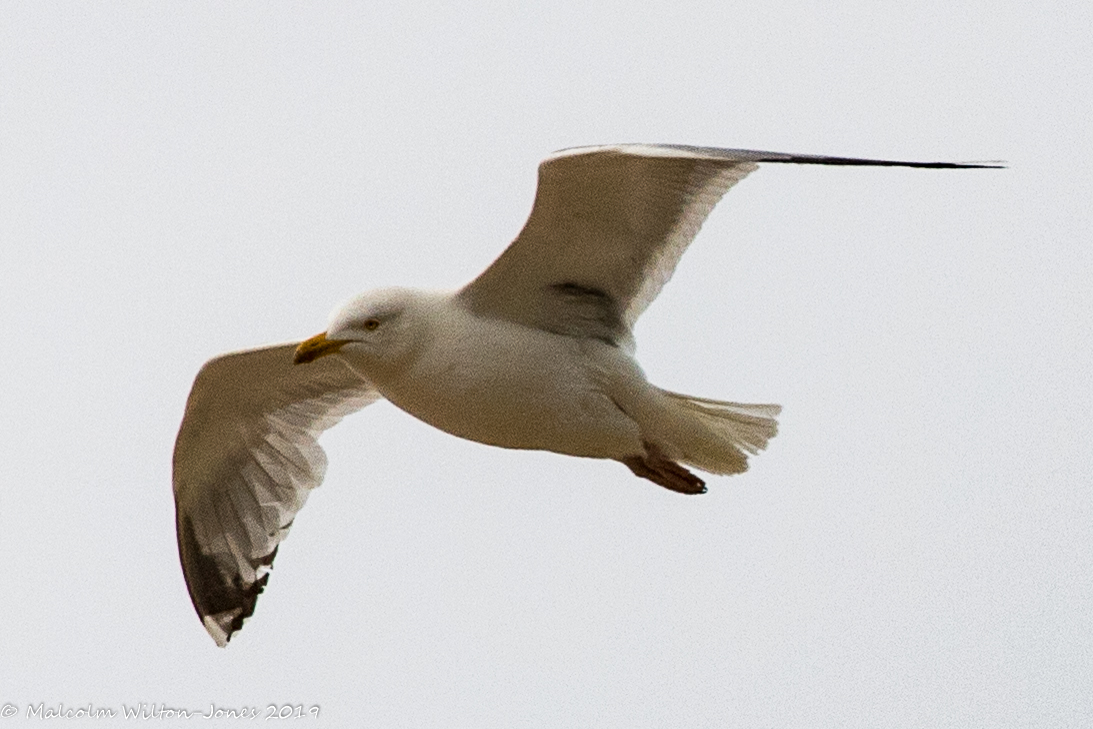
[621,443,707,495]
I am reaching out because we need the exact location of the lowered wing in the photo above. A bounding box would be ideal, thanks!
[173,343,380,646]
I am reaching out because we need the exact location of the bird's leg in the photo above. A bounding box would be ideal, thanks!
[621,442,707,495]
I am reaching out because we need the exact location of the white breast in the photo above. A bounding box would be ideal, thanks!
[377,304,644,459]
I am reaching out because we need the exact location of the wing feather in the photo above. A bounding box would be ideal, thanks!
[173,343,380,646]
[458,144,1001,341]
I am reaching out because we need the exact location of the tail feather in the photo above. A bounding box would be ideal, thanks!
[655,390,781,475]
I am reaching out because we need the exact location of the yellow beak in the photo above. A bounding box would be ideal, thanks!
[294,332,350,364]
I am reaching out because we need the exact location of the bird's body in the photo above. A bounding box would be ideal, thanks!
[173,143,999,645]
[365,291,643,459]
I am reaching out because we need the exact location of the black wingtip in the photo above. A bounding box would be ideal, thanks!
[759,155,1006,169]
[177,514,277,647]
[626,144,1007,169]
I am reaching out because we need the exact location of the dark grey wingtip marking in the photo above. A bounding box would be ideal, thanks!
[754,155,1006,169]
[565,144,1005,169]
[177,514,276,646]
[656,145,1006,169]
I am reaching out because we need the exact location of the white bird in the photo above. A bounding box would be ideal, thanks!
[173,144,999,646]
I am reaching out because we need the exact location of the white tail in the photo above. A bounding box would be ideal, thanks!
[653,390,781,475]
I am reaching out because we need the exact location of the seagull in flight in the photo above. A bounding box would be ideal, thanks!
[173,143,999,645]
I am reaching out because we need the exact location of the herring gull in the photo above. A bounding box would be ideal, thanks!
[173,143,1000,645]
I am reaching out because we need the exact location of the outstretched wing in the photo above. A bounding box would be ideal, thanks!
[458,144,1000,345]
[172,343,380,646]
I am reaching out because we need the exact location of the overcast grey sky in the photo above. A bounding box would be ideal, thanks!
[1,1,1090,726]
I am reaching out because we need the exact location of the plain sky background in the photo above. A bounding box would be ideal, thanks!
[1,1,1090,726]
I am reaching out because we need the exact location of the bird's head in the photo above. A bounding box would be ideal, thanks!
[294,287,435,379]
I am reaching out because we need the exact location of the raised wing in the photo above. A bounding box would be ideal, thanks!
[458,144,1001,344]
[173,343,380,646]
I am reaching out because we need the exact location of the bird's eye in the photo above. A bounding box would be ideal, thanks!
[363,318,380,331]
